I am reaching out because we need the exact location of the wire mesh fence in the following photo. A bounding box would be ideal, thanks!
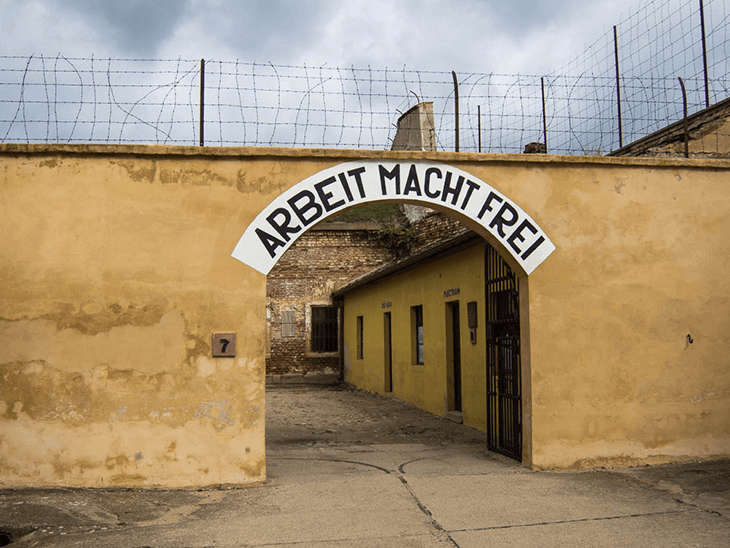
[0,0,727,155]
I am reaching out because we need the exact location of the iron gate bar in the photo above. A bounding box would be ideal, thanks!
[485,243,522,462]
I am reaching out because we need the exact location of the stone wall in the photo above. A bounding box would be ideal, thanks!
[390,101,436,152]
[411,211,471,251]
[0,145,269,488]
[391,101,437,224]
[266,227,393,380]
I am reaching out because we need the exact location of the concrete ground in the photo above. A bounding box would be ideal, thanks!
[1,384,729,547]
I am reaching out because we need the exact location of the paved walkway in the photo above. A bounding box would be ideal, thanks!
[1,386,729,547]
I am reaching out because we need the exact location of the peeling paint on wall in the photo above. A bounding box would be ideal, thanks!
[1,146,267,487]
[1,144,729,484]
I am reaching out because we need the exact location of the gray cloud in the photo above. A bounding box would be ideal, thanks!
[487,0,585,35]
[0,0,652,76]
[189,0,338,62]
[50,0,192,56]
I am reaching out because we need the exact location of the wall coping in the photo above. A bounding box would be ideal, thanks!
[2,143,730,169]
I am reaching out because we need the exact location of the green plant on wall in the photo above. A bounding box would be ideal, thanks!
[373,223,415,258]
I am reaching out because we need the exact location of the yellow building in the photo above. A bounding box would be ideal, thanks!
[334,230,522,458]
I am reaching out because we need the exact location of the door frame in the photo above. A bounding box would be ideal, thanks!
[383,311,393,392]
[446,300,463,413]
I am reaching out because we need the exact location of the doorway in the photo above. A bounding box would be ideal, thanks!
[446,301,462,413]
[384,311,393,392]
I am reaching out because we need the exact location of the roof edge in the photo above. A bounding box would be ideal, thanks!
[332,230,480,298]
[609,95,730,157]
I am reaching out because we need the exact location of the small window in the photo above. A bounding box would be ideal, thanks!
[412,305,424,365]
[311,306,338,353]
[357,316,364,359]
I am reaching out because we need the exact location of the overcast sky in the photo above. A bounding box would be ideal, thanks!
[0,0,641,74]
[3,0,724,152]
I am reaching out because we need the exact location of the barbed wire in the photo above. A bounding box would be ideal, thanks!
[0,0,727,155]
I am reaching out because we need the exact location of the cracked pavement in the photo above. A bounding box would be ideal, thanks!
[1,384,729,547]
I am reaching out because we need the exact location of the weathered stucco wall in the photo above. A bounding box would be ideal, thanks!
[0,145,300,487]
[334,155,730,469]
[523,162,730,468]
[1,144,729,482]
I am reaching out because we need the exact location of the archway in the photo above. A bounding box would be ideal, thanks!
[232,160,556,463]
[231,160,555,277]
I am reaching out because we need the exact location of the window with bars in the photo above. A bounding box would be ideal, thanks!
[311,306,338,353]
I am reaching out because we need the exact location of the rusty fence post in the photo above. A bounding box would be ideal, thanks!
[478,104,482,153]
[614,26,623,149]
[199,59,205,146]
[452,71,459,152]
[678,77,689,158]
[699,0,710,108]
[541,77,548,152]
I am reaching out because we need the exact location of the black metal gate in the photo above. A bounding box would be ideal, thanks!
[485,243,522,461]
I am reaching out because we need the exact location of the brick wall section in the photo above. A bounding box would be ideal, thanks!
[266,213,470,377]
[266,228,394,376]
[410,211,471,251]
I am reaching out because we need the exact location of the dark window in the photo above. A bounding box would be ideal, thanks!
[311,306,338,353]
[412,305,424,365]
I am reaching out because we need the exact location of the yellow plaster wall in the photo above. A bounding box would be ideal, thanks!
[522,162,730,468]
[342,242,488,431]
[339,156,730,469]
[0,145,326,487]
[2,145,730,479]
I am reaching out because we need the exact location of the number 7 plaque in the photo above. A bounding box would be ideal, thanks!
[212,333,236,357]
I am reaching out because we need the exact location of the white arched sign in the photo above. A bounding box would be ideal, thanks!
[232,161,555,275]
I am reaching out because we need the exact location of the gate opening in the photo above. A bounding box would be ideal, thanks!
[446,301,463,414]
[485,242,522,461]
